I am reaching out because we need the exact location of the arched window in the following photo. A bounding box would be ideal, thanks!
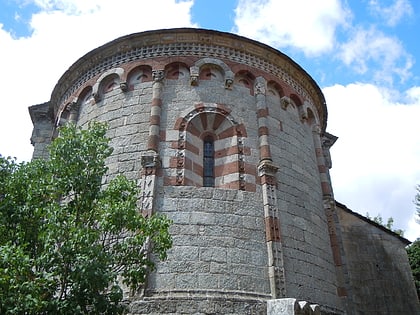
[203,136,215,187]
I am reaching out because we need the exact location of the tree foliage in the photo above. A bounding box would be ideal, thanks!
[365,212,404,236]
[0,122,172,314]
[415,185,420,223]
[407,238,420,299]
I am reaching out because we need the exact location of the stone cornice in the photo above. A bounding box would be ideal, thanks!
[49,28,327,131]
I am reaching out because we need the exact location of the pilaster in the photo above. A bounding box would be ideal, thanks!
[258,160,286,299]
[147,69,164,152]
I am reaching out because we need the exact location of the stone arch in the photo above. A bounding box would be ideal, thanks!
[234,70,256,95]
[267,81,284,99]
[92,68,124,102]
[267,81,284,112]
[198,63,224,82]
[172,103,251,190]
[126,65,152,90]
[165,62,189,80]
[290,93,303,107]
[192,58,234,88]
[77,85,94,107]
[290,93,310,123]
[306,107,317,126]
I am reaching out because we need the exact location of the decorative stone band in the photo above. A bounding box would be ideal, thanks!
[50,30,326,131]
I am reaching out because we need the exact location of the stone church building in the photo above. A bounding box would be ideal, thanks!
[29,28,419,314]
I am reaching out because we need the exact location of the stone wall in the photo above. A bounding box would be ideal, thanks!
[30,28,420,315]
[336,202,420,314]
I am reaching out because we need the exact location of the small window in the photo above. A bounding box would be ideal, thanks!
[203,136,215,187]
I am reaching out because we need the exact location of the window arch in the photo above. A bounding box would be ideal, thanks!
[203,135,215,187]
[171,104,254,191]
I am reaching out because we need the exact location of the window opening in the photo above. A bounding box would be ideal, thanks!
[203,136,215,187]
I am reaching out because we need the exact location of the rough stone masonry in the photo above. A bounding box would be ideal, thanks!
[29,28,419,315]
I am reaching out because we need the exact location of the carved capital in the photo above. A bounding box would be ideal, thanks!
[141,151,161,173]
[280,97,291,110]
[120,81,128,91]
[225,70,234,89]
[152,69,165,82]
[255,82,266,95]
[258,160,279,177]
[65,101,79,114]
[190,66,199,86]
[92,92,101,103]
[312,124,322,134]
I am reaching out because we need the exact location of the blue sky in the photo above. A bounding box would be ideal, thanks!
[0,0,419,240]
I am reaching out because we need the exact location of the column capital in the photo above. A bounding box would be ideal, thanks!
[152,69,165,82]
[141,151,161,175]
[258,160,279,177]
[255,77,267,95]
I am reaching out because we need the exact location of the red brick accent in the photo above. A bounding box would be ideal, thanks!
[215,146,251,157]
[218,125,237,139]
[159,130,166,141]
[186,122,201,138]
[212,113,226,131]
[258,126,269,136]
[151,98,162,107]
[174,117,187,130]
[321,182,331,195]
[185,141,199,155]
[265,216,281,242]
[315,148,323,157]
[260,174,277,186]
[149,115,160,125]
[260,144,271,160]
[169,156,178,168]
[215,103,231,115]
[257,108,268,118]
[199,112,208,130]
[219,181,240,190]
[184,156,193,171]
[191,160,203,177]
[337,287,347,297]
[331,242,343,266]
[147,135,159,152]
[214,161,238,177]
[244,163,257,178]
[235,124,247,137]
[318,165,327,173]
[194,102,205,110]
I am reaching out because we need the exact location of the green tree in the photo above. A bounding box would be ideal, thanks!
[407,238,420,299]
[415,185,420,223]
[0,122,172,314]
[365,212,404,236]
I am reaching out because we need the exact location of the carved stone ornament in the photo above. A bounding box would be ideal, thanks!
[258,159,279,177]
[92,92,101,103]
[152,70,165,82]
[119,81,128,91]
[225,77,233,89]
[141,151,160,169]
[280,97,291,110]
[190,66,199,86]
[255,82,266,95]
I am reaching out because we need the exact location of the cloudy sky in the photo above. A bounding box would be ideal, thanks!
[0,0,419,240]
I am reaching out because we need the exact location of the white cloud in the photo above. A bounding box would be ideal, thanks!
[233,0,350,56]
[0,0,195,161]
[337,26,413,85]
[368,0,413,27]
[324,83,420,241]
